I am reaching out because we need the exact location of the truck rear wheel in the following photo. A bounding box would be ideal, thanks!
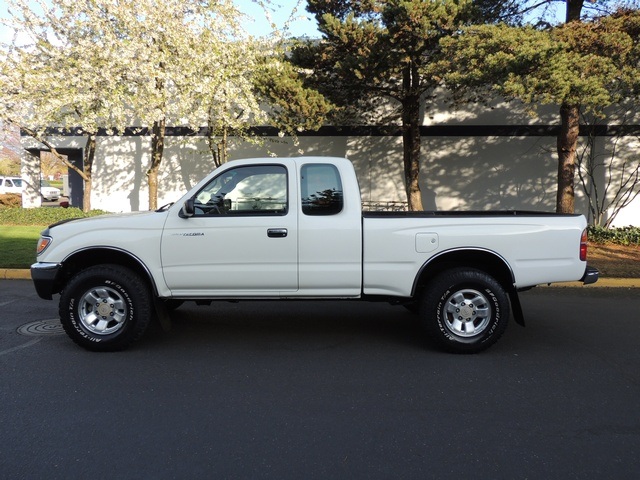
[420,268,509,353]
[59,264,152,351]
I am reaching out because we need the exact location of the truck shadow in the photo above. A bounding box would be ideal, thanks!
[142,300,428,352]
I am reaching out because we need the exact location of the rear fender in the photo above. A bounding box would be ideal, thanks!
[414,247,525,327]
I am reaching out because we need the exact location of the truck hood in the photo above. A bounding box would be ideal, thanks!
[45,210,168,236]
[35,209,172,267]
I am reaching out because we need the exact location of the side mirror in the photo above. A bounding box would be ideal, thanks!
[180,198,195,218]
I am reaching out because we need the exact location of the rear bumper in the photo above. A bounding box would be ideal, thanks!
[581,265,599,285]
[31,262,62,300]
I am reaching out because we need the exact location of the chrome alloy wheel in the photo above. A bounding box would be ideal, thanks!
[442,288,492,338]
[78,286,128,335]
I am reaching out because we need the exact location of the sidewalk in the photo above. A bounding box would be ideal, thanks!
[2,268,639,287]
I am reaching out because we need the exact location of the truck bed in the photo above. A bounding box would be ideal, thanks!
[363,210,582,218]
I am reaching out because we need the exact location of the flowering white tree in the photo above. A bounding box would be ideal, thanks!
[1,0,331,210]
[107,0,266,209]
[1,0,133,211]
[156,2,271,169]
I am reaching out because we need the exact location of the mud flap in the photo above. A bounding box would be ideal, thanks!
[153,298,172,332]
[509,289,525,327]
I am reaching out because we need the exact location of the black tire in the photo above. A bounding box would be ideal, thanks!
[59,264,152,352]
[420,268,509,353]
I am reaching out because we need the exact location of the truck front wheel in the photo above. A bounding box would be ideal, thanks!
[59,264,152,351]
[420,268,509,353]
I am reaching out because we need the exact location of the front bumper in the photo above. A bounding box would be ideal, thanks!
[581,265,599,285]
[31,262,62,299]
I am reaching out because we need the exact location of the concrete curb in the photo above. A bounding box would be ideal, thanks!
[542,278,640,288]
[1,268,638,288]
[1,269,32,280]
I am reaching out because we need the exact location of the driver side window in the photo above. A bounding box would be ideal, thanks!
[194,165,288,216]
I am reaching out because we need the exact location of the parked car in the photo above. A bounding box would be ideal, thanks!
[0,176,23,195]
[40,179,61,201]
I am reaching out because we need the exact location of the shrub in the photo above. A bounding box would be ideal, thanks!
[0,194,22,208]
[588,225,640,246]
[0,206,110,226]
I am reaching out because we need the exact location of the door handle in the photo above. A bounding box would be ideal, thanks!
[267,228,288,238]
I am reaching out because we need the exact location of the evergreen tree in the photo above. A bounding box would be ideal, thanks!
[439,6,640,213]
[293,0,523,210]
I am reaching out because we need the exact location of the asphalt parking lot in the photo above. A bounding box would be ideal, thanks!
[41,196,69,207]
[1,279,639,479]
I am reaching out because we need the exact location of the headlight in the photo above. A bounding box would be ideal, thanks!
[36,236,53,255]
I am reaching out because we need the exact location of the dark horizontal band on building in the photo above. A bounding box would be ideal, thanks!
[24,124,640,138]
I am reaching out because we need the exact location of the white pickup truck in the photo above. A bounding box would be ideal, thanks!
[31,156,598,353]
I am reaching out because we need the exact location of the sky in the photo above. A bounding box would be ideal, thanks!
[0,0,583,45]
[237,0,320,38]
[0,0,321,45]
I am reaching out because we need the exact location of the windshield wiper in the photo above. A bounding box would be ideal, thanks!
[156,202,174,212]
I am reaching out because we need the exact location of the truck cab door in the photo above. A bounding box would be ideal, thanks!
[161,163,298,296]
[297,161,362,296]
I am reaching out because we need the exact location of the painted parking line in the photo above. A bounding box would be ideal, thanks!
[0,337,41,356]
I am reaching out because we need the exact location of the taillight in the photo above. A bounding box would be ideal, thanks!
[579,229,588,262]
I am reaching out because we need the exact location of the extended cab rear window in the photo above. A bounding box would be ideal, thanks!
[301,164,343,216]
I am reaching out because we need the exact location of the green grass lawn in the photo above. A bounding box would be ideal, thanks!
[0,206,110,269]
[0,225,44,269]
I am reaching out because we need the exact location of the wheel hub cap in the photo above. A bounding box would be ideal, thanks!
[97,302,113,317]
[459,304,475,319]
[443,288,491,338]
[78,287,127,335]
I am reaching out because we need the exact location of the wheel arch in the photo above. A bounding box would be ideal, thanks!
[412,248,525,327]
[413,248,515,295]
[57,247,159,296]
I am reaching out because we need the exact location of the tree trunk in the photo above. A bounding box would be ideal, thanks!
[81,134,96,212]
[148,118,165,211]
[207,121,229,169]
[566,0,584,22]
[553,1,586,215]
[401,64,423,211]
[556,102,580,213]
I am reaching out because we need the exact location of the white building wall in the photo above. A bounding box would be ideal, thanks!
[85,132,567,214]
[18,96,639,225]
[424,136,559,211]
[346,135,404,204]
[92,135,151,212]
[20,130,635,226]
[600,135,640,228]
